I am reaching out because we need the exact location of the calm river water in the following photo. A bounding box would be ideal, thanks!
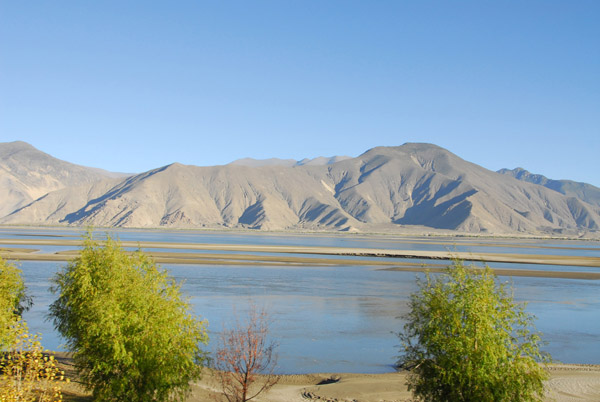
[3,228,599,374]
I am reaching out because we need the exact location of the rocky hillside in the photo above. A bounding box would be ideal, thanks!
[2,142,599,235]
[0,141,127,218]
[498,167,600,207]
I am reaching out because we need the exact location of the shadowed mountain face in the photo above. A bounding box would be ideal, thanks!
[2,142,599,235]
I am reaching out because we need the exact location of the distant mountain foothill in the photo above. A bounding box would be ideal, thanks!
[1,141,599,237]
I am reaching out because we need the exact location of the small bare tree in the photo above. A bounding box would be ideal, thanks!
[214,306,279,402]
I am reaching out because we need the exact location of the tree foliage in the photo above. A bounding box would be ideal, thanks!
[214,306,278,402]
[1,256,66,401]
[0,318,67,402]
[49,233,209,402]
[398,260,549,402]
[0,256,32,349]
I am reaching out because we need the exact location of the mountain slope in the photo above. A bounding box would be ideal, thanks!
[320,144,600,233]
[2,162,360,230]
[498,167,600,207]
[2,143,599,235]
[0,141,127,217]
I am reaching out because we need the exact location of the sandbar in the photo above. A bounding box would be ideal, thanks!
[1,238,599,280]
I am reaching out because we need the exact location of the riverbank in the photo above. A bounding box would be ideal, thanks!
[52,353,600,402]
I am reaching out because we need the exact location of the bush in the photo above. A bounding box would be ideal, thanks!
[0,318,67,402]
[214,306,278,402]
[1,256,66,401]
[0,257,31,349]
[398,260,549,402]
[49,233,209,402]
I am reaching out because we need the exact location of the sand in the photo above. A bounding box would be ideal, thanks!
[2,238,600,280]
[52,353,600,402]
[194,366,600,402]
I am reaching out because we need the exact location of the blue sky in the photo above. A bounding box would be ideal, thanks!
[1,1,599,185]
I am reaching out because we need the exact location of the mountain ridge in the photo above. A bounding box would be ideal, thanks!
[498,167,600,207]
[1,141,599,236]
[0,141,128,218]
[229,155,352,167]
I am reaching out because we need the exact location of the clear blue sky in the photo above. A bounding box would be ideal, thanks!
[1,1,598,185]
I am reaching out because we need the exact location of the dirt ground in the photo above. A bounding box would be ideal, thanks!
[53,354,600,402]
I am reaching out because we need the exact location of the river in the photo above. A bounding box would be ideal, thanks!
[2,227,599,373]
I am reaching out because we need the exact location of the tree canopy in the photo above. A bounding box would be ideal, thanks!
[49,233,208,402]
[398,260,549,402]
[0,256,31,350]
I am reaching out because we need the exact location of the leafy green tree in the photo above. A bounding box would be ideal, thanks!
[0,256,31,350]
[49,233,209,402]
[398,260,549,402]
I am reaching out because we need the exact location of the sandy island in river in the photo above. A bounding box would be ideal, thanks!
[1,238,599,280]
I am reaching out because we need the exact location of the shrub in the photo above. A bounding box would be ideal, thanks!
[49,233,208,402]
[398,260,549,402]
[214,306,278,402]
[1,256,65,401]
[0,318,67,402]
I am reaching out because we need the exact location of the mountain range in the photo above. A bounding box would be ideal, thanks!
[1,141,599,236]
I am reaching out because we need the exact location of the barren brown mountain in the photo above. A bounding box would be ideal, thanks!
[499,167,600,207]
[2,142,599,235]
[0,141,127,218]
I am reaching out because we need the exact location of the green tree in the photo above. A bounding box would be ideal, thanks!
[0,256,31,349]
[398,260,549,402]
[49,233,209,402]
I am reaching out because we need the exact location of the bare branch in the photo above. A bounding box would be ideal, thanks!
[214,305,279,402]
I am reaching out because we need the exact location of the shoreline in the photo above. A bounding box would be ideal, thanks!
[50,353,600,402]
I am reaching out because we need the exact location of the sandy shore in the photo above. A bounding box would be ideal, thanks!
[52,353,600,402]
[1,238,599,280]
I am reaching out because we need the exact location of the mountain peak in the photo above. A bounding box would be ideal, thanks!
[0,141,40,156]
[360,143,448,157]
[6,140,36,149]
